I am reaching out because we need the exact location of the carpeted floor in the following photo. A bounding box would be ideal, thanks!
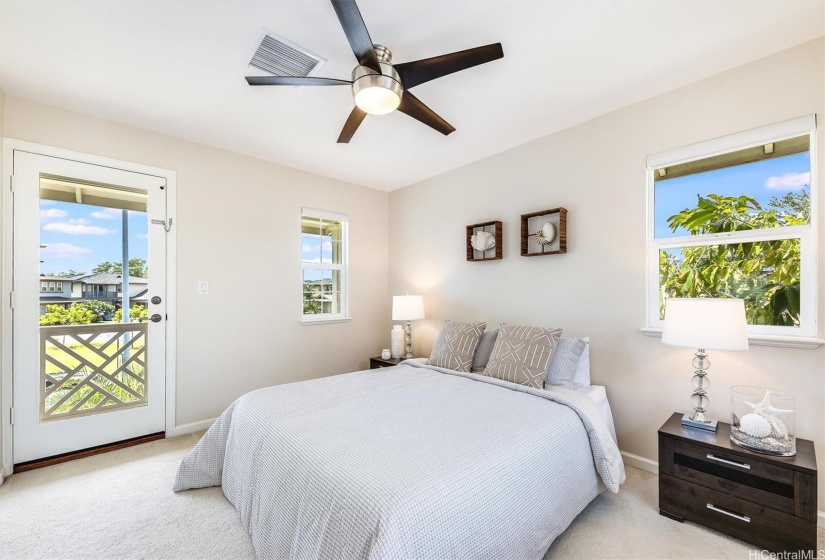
[0,433,822,560]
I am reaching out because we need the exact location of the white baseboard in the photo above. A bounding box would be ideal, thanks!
[165,417,216,438]
[620,450,658,474]
[619,449,825,528]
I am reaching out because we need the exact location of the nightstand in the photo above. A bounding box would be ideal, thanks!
[369,356,406,369]
[658,412,817,554]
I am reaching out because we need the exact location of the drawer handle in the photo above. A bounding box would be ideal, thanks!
[706,503,750,523]
[706,454,750,470]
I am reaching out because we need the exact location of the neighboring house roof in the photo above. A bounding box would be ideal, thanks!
[38,275,70,282]
[39,296,76,304]
[74,273,149,285]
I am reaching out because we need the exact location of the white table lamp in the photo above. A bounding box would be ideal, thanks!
[662,298,748,432]
[392,295,424,358]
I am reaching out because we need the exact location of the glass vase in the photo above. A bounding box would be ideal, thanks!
[390,325,403,359]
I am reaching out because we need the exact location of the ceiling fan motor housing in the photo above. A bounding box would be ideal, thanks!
[351,45,403,115]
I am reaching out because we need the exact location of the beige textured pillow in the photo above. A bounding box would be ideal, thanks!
[427,320,487,372]
[483,323,562,388]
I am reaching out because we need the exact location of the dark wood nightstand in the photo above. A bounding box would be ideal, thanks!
[369,356,406,369]
[658,412,817,554]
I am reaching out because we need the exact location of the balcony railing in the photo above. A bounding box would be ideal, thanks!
[40,323,148,421]
[82,291,119,300]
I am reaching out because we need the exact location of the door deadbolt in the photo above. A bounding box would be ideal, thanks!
[150,314,163,323]
[151,296,162,305]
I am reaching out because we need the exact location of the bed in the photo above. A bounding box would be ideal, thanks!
[174,358,624,559]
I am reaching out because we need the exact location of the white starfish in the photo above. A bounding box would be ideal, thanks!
[743,390,792,437]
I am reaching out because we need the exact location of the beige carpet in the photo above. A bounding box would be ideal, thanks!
[0,433,822,560]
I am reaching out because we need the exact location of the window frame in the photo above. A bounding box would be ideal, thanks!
[644,115,820,346]
[40,281,47,292]
[300,207,349,324]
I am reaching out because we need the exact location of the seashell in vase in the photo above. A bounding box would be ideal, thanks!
[740,413,771,438]
[471,230,496,252]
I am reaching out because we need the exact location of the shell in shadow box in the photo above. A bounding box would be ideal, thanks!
[470,230,496,252]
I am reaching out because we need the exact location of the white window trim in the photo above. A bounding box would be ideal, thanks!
[300,207,350,324]
[643,115,822,349]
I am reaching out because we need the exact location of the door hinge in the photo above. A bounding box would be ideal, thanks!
[9,407,14,426]
[9,292,14,309]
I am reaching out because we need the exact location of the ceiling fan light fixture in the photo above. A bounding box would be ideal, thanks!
[354,86,401,115]
[351,64,403,115]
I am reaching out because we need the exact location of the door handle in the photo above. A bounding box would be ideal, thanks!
[150,314,163,323]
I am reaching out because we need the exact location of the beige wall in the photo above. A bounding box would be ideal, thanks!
[3,96,390,427]
[389,38,825,508]
[0,85,4,477]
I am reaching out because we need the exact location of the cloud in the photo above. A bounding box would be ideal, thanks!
[766,172,810,191]
[40,208,68,219]
[90,208,121,220]
[43,221,116,235]
[136,233,148,239]
[40,243,92,259]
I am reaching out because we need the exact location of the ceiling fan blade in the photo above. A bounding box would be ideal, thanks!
[394,43,504,89]
[246,76,352,86]
[337,106,368,143]
[330,0,381,73]
[397,92,455,136]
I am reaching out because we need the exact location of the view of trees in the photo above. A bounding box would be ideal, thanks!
[660,189,808,327]
[114,304,149,323]
[92,258,148,278]
[40,301,115,326]
[303,282,322,314]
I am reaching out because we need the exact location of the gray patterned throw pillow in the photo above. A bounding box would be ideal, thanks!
[545,337,587,389]
[483,323,562,388]
[427,320,487,372]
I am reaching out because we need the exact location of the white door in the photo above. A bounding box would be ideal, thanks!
[12,151,167,463]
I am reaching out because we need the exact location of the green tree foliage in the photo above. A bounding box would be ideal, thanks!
[92,258,148,278]
[661,190,807,327]
[114,304,149,323]
[303,282,322,314]
[44,270,85,278]
[39,301,114,326]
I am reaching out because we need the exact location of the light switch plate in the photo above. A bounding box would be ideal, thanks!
[198,280,208,295]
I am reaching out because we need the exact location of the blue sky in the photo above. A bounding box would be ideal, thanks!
[39,200,148,276]
[654,152,811,239]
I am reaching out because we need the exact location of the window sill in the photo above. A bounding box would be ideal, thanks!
[301,316,352,326]
[639,328,824,349]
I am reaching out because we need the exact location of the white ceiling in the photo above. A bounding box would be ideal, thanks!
[0,1,822,191]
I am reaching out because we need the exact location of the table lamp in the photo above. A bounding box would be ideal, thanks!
[662,298,748,432]
[392,295,424,358]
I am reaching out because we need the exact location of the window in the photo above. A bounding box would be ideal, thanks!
[646,116,817,342]
[48,281,56,292]
[56,282,62,292]
[301,208,348,322]
[41,281,48,292]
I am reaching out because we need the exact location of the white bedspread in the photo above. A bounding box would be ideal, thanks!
[174,361,625,559]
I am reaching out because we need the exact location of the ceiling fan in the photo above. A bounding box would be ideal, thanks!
[245,0,504,143]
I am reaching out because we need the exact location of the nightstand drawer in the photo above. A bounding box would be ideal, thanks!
[673,440,793,484]
[671,440,795,514]
[660,474,816,553]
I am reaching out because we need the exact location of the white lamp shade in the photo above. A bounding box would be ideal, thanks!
[392,295,424,321]
[662,298,748,351]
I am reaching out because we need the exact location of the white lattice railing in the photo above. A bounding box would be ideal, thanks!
[40,323,148,422]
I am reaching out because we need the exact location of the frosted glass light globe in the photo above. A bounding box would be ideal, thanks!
[354,86,401,115]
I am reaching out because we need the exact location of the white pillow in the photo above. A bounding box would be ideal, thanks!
[571,337,591,389]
